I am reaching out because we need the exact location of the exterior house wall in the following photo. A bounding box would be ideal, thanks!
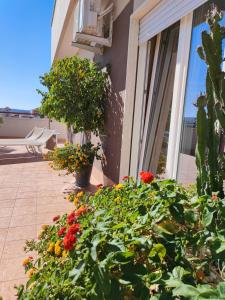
[51,0,72,61]
[93,0,134,183]
[52,0,93,62]
[51,0,134,183]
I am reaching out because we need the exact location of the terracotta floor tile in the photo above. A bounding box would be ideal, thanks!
[0,278,27,300]
[6,225,37,242]
[0,193,17,201]
[0,257,26,281]
[0,217,11,229]
[0,207,13,218]
[36,213,55,225]
[14,198,36,207]
[37,203,73,214]
[1,240,29,259]
[16,191,37,199]
[9,214,37,228]
[0,229,8,242]
[12,205,36,217]
[0,145,100,298]
[0,199,16,208]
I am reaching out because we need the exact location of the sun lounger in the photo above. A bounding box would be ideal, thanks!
[0,127,44,143]
[0,128,58,154]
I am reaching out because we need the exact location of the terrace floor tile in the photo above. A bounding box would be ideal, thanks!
[0,145,102,298]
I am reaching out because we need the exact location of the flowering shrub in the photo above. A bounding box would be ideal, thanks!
[17,177,225,299]
[48,142,101,174]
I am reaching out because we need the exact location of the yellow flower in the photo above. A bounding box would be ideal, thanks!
[77,191,84,198]
[115,183,123,191]
[73,197,79,206]
[66,194,71,201]
[114,196,121,204]
[47,242,55,253]
[22,258,30,266]
[55,244,62,257]
[27,268,36,278]
[62,250,68,258]
[41,224,48,231]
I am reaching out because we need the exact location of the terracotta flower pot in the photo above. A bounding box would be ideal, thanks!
[74,164,93,187]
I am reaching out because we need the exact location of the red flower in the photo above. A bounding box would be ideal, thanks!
[122,176,129,181]
[63,233,77,251]
[75,206,88,217]
[211,194,218,201]
[58,226,67,237]
[68,223,80,235]
[53,215,60,222]
[67,211,77,225]
[28,256,33,260]
[140,171,154,184]
[97,184,103,189]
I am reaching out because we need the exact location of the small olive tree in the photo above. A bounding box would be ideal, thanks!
[38,56,109,142]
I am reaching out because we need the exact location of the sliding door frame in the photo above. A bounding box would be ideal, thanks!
[120,0,201,180]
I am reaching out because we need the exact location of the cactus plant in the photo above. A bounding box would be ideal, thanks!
[196,6,225,197]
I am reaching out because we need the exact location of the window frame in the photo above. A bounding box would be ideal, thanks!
[119,0,206,180]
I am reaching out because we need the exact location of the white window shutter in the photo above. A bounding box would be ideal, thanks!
[139,0,207,44]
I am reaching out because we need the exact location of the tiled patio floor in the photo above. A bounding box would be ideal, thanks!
[0,146,100,299]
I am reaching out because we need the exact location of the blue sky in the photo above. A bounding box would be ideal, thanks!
[0,0,54,110]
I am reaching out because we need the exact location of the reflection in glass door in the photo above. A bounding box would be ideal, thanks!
[177,0,225,184]
[140,22,180,176]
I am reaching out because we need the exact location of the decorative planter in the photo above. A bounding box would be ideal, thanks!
[74,164,93,187]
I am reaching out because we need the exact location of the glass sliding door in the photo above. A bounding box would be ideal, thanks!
[177,0,225,184]
[140,22,180,176]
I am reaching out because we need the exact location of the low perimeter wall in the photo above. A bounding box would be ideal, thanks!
[0,117,67,141]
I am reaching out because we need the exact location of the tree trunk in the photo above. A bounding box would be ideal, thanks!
[67,125,73,144]
[81,131,91,145]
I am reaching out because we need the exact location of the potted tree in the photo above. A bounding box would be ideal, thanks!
[38,56,109,186]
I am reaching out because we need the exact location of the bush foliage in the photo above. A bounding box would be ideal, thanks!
[46,143,102,174]
[17,177,225,299]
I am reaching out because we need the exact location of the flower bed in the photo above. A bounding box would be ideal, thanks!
[17,174,225,299]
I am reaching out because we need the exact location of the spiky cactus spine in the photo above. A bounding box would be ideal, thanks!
[196,7,225,197]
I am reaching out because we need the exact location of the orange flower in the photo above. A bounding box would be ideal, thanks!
[76,206,88,217]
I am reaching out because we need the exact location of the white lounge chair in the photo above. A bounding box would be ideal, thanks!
[0,128,58,154]
[0,127,44,143]
[28,129,58,153]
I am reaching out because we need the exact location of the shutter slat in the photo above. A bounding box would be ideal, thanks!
[139,0,207,44]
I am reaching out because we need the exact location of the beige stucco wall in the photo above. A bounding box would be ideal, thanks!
[51,0,73,62]
[52,0,94,62]
[0,117,67,141]
[51,0,134,62]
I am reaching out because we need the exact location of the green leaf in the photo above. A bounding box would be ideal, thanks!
[149,243,166,260]
[155,220,179,235]
[172,266,190,280]
[172,284,200,297]
[169,203,184,224]
[112,222,126,230]
[69,261,85,283]
[202,207,214,226]
[218,282,225,298]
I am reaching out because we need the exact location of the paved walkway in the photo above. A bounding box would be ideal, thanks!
[0,146,99,299]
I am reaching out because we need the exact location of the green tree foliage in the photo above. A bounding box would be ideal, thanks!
[38,56,109,136]
[196,7,225,197]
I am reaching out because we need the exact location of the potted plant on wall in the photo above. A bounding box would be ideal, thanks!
[38,56,109,186]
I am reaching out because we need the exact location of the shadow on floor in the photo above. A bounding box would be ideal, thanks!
[0,147,43,165]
